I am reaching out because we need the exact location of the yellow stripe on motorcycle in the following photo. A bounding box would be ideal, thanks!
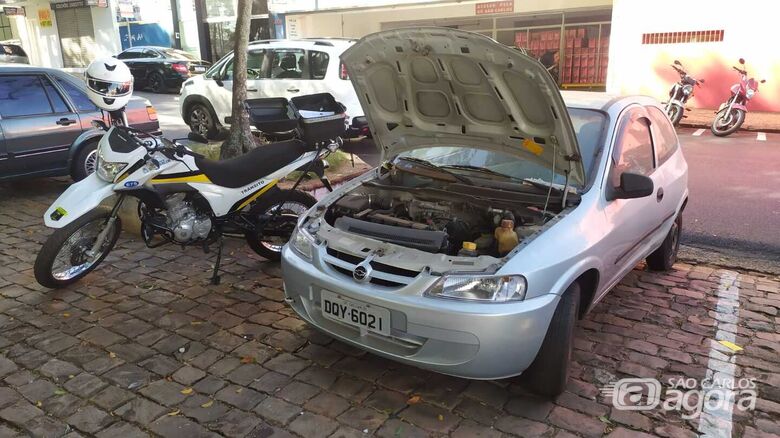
[151,174,212,184]
[236,180,278,211]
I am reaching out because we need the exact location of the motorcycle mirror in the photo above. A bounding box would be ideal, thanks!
[699,79,706,84]
[739,58,745,65]
[673,60,681,65]
[761,79,766,83]
[187,132,209,144]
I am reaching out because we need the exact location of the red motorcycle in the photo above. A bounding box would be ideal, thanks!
[711,58,766,136]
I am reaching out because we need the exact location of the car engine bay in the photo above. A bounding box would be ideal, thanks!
[322,167,573,258]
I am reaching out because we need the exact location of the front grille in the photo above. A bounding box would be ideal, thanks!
[324,247,421,288]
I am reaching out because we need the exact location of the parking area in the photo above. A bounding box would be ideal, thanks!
[0,178,778,438]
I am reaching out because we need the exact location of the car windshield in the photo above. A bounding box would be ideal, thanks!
[399,108,606,188]
[160,48,198,60]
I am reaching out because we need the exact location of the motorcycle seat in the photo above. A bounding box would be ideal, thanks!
[195,139,310,188]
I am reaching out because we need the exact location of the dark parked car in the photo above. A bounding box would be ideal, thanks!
[0,43,29,64]
[0,65,161,182]
[116,46,210,93]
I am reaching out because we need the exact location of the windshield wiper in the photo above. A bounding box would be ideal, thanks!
[438,164,522,181]
[394,157,470,183]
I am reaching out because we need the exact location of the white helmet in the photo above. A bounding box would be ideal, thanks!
[85,57,133,111]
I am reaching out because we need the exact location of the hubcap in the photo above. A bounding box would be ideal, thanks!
[668,220,680,265]
[190,108,209,136]
[84,149,98,175]
[51,218,115,281]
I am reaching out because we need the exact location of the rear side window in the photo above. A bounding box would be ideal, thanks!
[270,49,305,79]
[0,75,58,117]
[55,76,98,112]
[647,106,679,165]
[117,49,137,60]
[309,51,329,80]
[41,78,69,113]
[610,110,655,187]
[224,49,269,80]
[1,44,27,57]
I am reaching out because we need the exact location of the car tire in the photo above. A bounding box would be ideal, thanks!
[646,213,682,271]
[521,282,580,398]
[188,103,219,140]
[147,72,165,93]
[71,139,99,181]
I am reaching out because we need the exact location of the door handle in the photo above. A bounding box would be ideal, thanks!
[247,89,258,92]
[56,118,77,126]
[656,187,664,202]
[287,87,300,93]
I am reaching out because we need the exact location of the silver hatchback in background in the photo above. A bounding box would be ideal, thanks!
[0,43,30,64]
[281,28,688,397]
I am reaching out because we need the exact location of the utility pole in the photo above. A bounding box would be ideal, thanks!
[170,0,181,49]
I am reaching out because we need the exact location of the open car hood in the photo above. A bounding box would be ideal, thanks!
[341,27,585,186]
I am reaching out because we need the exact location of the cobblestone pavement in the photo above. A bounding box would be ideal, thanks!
[0,178,779,438]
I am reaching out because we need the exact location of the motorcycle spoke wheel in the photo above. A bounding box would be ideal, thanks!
[258,201,310,253]
[51,219,114,281]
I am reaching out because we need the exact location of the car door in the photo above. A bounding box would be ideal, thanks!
[600,106,665,287]
[0,74,83,178]
[646,105,687,220]
[211,48,269,125]
[260,48,322,102]
[118,48,144,84]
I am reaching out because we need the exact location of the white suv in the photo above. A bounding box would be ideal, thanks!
[180,38,364,139]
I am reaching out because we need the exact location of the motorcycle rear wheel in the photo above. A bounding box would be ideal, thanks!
[34,207,122,289]
[711,108,745,137]
[245,189,316,261]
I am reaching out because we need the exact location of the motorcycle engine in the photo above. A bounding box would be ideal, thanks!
[164,194,212,242]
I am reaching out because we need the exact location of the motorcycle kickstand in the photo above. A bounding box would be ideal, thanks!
[210,236,223,286]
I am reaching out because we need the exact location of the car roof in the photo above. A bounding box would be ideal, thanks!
[249,38,356,49]
[561,90,661,112]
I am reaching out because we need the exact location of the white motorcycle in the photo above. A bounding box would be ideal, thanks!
[34,97,343,288]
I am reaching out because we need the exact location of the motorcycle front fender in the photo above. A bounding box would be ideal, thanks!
[44,173,115,228]
[731,103,748,112]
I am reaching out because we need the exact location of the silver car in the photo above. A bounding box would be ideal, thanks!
[281,28,688,397]
[0,43,29,64]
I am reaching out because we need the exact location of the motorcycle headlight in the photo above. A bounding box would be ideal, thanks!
[682,84,693,95]
[425,274,527,302]
[290,227,313,260]
[746,89,755,99]
[95,148,127,182]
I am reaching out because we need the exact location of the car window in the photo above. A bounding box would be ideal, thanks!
[224,49,268,80]
[41,77,69,113]
[646,106,679,165]
[1,44,27,57]
[610,110,655,187]
[309,51,330,80]
[143,49,160,58]
[117,49,138,60]
[270,49,305,79]
[159,48,198,60]
[55,76,98,112]
[0,75,57,117]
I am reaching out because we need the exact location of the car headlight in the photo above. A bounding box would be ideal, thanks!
[290,227,313,260]
[746,88,755,99]
[425,274,527,302]
[95,148,127,182]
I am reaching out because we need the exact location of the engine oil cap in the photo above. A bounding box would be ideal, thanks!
[462,241,477,251]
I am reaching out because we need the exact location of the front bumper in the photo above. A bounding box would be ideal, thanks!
[281,245,560,379]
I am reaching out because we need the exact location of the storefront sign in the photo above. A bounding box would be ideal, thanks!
[286,16,299,38]
[38,9,53,27]
[51,0,108,10]
[3,6,25,16]
[475,0,513,15]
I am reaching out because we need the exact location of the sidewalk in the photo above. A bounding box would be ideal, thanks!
[679,108,780,133]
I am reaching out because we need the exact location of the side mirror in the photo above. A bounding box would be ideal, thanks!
[91,119,109,131]
[187,132,209,144]
[739,58,745,65]
[609,172,654,200]
[699,78,706,84]
[673,60,681,65]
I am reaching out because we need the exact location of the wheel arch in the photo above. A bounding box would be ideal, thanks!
[68,130,103,176]
[181,94,219,124]
[574,268,600,319]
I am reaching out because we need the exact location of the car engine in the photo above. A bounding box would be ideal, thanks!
[324,182,547,257]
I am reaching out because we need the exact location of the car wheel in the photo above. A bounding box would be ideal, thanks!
[147,72,165,93]
[188,103,218,140]
[521,282,580,398]
[71,140,99,181]
[646,213,682,271]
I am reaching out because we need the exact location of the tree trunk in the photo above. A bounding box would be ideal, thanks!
[220,0,255,160]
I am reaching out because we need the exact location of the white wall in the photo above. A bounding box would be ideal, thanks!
[91,1,122,59]
[9,0,64,67]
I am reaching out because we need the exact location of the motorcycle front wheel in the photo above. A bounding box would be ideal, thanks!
[667,104,684,126]
[34,206,122,289]
[245,189,316,261]
[711,108,745,137]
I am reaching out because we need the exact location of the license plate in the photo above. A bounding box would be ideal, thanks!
[193,66,205,73]
[321,290,391,336]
